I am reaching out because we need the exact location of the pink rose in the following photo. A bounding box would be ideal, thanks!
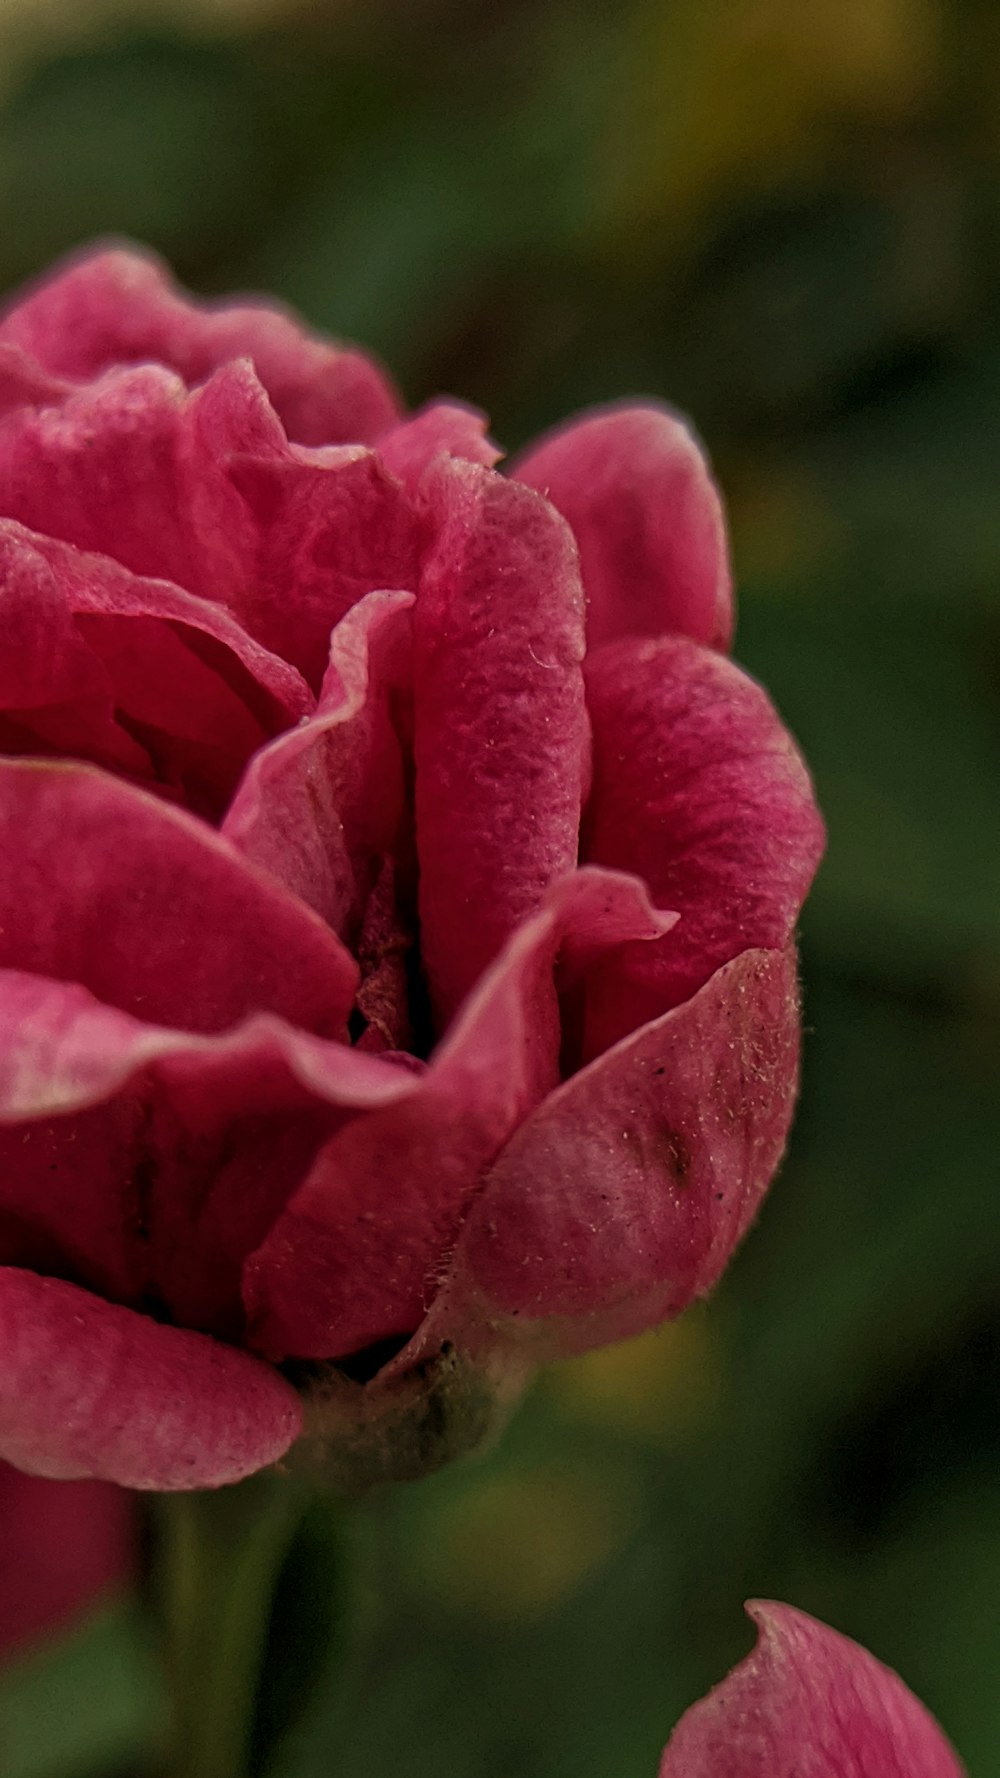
[0,246,823,1490]
[659,1602,964,1776]
[0,1460,132,1654]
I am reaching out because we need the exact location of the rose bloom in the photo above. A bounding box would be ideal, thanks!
[0,1460,132,1653]
[0,246,823,1490]
[658,1603,965,1777]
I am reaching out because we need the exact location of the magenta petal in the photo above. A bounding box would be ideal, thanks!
[414,460,589,1027]
[0,973,415,1126]
[0,759,357,1035]
[0,1461,132,1653]
[513,402,733,650]
[583,636,824,1056]
[224,590,413,936]
[0,363,250,604]
[0,520,312,813]
[377,400,502,492]
[0,971,418,1331]
[419,948,798,1359]
[0,357,419,690]
[0,243,401,444]
[0,344,71,416]
[197,366,420,686]
[0,1269,301,1489]
[660,1602,966,1777]
[244,868,671,1361]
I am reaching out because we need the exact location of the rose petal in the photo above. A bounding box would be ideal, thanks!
[660,1602,966,1777]
[0,363,249,605]
[0,759,357,1036]
[244,869,673,1361]
[181,362,421,687]
[0,1269,301,1489]
[0,359,420,688]
[0,344,72,417]
[0,972,419,1332]
[223,590,414,937]
[0,1461,132,1653]
[582,636,824,1056]
[0,243,401,444]
[413,460,589,1027]
[514,402,733,650]
[377,399,502,492]
[0,521,312,816]
[409,947,797,1361]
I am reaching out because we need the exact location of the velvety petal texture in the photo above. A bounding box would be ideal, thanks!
[582,636,824,1054]
[409,947,798,1363]
[0,1461,133,1653]
[660,1603,965,1777]
[514,402,733,650]
[0,241,822,1489]
[413,461,589,1026]
[0,759,357,1035]
[0,1270,301,1488]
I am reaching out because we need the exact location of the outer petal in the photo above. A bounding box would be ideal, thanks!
[409,947,798,1362]
[0,1269,301,1489]
[223,590,414,938]
[513,402,733,650]
[0,973,418,1333]
[0,1461,132,1653]
[244,869,674,1361]
[0,520,312,816]
[376,399,501,492]
[659,1602,966,1777]
[583,636,824,1057]
[0,243,401,444]
[0,758,357,1035]
[413,460,589,1027]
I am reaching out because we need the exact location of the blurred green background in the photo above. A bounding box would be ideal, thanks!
[0,0,998,1772]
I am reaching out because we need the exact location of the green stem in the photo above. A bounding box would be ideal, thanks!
[158,1474,307,1778]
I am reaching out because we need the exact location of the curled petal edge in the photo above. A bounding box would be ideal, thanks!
[659,1601,966,1777]
[0,1268,301,1490]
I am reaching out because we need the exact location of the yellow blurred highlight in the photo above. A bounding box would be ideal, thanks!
[546,1314,723,1444]
[602,0,942,248]
[413,1463,641,1622]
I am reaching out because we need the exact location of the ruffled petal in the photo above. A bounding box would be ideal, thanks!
[0,243,401,444]
[413,460,589,1027]
[0,759,357,1036]
[0,1461,132,1652]
[583,636,824,1056]
[0,1269,301,1489]
[659,1602,966,1777]
[223,590,413,937]
[376,399,501,492]
[0,520,312,816]
[0,358,420,688]
[410,947,798,1362]
[0,362,250,605]
[513,402,733,650]
[244,869,672,1361]
[201,366,420,685]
